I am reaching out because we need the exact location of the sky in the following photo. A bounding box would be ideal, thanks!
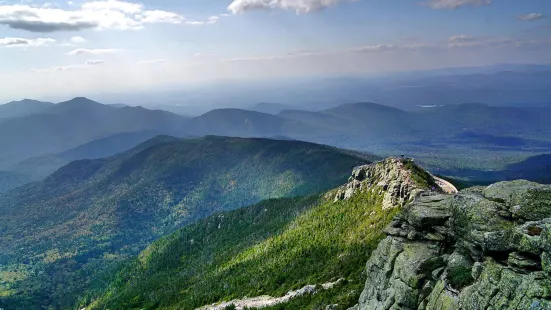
[0,0,550,101]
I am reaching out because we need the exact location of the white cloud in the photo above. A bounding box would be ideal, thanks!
[85,59,105,65]
[448,34,475,42]
[81,0,142,14]
[70,36,87,43]
[67,48,123,56]
[0,37,55,47]
[422,0,491,9]
[194,52,217,57]
[224,49,337,62]
[184,20,205,26]
[223,44,427,62]
[138,59,168,65]
[207,15,219,24]
[445,36,538,49]
[518,13,545,21]
[351,44,399,52]
[348,43,438,53]
[0,0,187,32]
[139,10,184,24]
[223,35,550,63]
[227,0,350,14]
[31,59,105,72]
[41,2,57,9]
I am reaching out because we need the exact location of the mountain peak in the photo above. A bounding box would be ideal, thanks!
[60,97,101,105]
[49,97,107,113]
[333,157,453,209]
[5,98,53,106]
[0,99,55,118]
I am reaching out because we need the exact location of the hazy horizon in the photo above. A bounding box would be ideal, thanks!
[1,0,550,101]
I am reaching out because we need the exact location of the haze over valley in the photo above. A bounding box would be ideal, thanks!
[2,82,551,192]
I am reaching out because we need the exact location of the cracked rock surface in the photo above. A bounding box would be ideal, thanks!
[353,180,551,310]
[333,158,431,210]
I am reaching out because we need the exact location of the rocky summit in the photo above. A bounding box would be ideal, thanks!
[333,157,443,209]
[351,180,551,310]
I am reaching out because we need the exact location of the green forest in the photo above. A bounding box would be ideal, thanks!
[0,137,375,309]
[87,185,400,309]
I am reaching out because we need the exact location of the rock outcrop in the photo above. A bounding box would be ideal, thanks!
[353,180,551,310]
[333,158,442,209]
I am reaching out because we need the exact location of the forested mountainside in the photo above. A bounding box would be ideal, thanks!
[10,131,168,182]
[0,136,373,310]
[2,147,550,310]
[85,158,551,310]
[83,158,438,310]
[0,171,31,194]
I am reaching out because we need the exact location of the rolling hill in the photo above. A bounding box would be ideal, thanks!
[9,131,170,182]
[0,98,188,168]
[0,171,31,194]
[184,108,314,138]
[434,153,551,184]
[415,103,551,138]
[4,97,551,186]
[279,102,551,146]
[0,136,376,309]
[0,99,54,119]
[275,102,551,176]
[248,102,294,115]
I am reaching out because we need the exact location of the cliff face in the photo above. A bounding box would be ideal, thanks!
[353,180,551,310]
[333,158,439,210]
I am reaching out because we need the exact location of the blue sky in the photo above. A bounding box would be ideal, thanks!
[0,0,550,101]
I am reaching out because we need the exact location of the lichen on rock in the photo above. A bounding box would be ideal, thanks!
[353,180,551,310]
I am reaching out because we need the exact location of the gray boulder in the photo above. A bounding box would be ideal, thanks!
[356,181,551,310]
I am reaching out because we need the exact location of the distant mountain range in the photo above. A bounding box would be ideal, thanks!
[390,63,551,78]
[249,102,300,114]
[437,153,551,184]
[0,97,188,168]
[0,99,54,118]
[79,65,551,112]
[1,96,551,188]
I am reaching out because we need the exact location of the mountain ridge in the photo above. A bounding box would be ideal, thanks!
[3,97,551,185]
[82,157,438,310]
[0,99,55,118]
[0,136,376,309]
[0,98,188,168]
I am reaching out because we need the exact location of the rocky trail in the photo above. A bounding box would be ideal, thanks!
[196,279,344,310]
[433,175,458,194]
